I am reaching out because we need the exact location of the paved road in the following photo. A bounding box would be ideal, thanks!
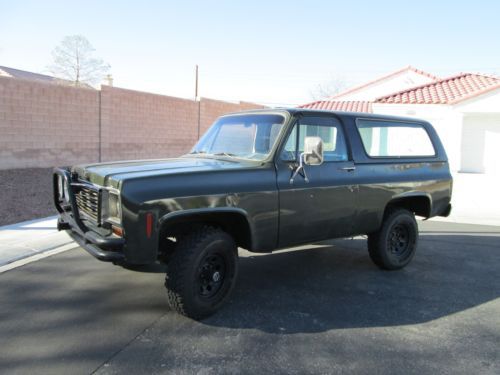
[1,221,499,374]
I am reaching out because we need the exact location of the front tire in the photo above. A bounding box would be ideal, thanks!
[165,226,238,319]
[368,208,418,270]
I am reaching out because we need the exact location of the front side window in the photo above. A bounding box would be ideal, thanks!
[281,116,348,162]
[191,114,285,160]
[357,119,435,157]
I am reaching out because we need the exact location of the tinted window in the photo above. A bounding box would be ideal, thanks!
[357,119,435,157]
[282,116,348,162]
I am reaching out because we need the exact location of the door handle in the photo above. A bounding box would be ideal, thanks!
[340,166,356,172]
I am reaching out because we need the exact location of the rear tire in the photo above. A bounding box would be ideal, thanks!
[165,226,238,319]
[368,208,418,270]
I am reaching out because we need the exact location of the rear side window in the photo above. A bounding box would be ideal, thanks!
[356,119,435,157]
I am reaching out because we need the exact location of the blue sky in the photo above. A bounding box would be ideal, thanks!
[1,0,499,106]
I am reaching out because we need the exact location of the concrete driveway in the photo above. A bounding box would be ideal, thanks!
[0,220,499,374]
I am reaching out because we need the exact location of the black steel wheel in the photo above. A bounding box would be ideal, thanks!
[368,208,418,270]
[165,226,238,319]
[197,253,226,299]
[388,224,411,256]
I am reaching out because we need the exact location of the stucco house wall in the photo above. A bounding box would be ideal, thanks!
[337,69,436,101]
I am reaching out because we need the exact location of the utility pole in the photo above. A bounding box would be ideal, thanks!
[195,65,201,139]
[195,64,199,100]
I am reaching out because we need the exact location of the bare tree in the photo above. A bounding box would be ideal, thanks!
[309,77,348,101]
[48,35,110,87]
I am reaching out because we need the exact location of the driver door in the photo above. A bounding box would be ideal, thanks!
[276,115,358,248]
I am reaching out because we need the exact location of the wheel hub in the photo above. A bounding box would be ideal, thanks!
[197,254,226,298]
[212,271,221,282]
[389,224,410,255]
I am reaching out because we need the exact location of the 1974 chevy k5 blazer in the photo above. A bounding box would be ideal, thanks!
[54,109,452,318]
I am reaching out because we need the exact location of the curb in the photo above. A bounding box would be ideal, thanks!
[0,215,75,268]
[0,215,59,230]
[0,242,78,274]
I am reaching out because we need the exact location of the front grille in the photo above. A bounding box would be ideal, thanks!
[75,185,101,225]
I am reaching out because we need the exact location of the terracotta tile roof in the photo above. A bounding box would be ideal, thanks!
[329,65,439,100]
[376,73,500,105]
[298,100,372,113]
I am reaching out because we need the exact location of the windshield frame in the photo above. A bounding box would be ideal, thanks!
[185,111,291,162]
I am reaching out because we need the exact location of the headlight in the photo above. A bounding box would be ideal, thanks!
[57,175,70,202]
[102,190,122,225]
[57,175,64,199]
[63,180,70,202]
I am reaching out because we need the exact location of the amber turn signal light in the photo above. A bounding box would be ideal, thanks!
[112,225,123,237]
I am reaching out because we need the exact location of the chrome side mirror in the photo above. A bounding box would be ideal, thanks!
[303,136,324,166]
[290,137,324,184]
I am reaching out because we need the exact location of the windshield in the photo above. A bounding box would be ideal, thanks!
[189,114,286,160]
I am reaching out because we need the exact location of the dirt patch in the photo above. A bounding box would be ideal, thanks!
[0,168,56,226]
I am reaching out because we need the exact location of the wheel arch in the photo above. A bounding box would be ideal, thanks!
[158,208,254,251]
[384,192,432,219]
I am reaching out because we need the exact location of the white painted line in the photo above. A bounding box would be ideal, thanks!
[0,242,78,274]
[421,232,500,237]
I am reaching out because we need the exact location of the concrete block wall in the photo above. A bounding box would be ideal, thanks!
[0,77,264,169]
[100,86,199,161]
[199,98,265,135]
[0,76,100,169]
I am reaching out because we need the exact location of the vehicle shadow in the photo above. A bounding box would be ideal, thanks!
[119,262,167,273]
[0,230,498,373]
[202,232,500,333]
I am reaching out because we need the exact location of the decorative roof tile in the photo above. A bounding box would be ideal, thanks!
[375,73,500,104]
[329,65,439,100]
[298,100,372,113]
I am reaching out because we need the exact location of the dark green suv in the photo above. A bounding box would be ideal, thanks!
[54,109,452,319]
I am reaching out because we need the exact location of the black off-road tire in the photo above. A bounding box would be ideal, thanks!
[367,208,418,270]
[165,226,238,319]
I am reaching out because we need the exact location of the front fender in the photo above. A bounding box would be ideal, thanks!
[158,207,255,251]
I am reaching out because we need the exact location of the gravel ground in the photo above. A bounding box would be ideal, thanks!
[0,168,55,226]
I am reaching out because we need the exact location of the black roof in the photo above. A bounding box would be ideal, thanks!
[227,107,427,123]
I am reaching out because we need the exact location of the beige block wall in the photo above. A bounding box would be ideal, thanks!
[199,98,265,135]
[0,77,265,169]
[0,76,100,169]
[100,86,200,161]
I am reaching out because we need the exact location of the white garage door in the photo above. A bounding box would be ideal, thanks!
[460,115,500,175]
[485,130,500,175]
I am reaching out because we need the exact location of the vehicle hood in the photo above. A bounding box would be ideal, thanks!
[72,156,260,188]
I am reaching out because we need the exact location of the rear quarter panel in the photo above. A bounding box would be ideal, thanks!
[340,114,453,234]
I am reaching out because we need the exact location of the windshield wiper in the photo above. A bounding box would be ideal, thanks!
[212,152,237,157]
[189,150,206,154]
